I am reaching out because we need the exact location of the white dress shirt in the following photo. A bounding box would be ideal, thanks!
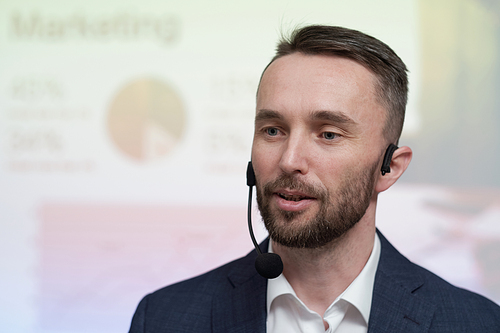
[266,234,381,333]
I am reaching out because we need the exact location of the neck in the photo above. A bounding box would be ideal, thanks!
[271,207,376,317]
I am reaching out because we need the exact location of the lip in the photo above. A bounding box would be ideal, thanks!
[273,189,317,212]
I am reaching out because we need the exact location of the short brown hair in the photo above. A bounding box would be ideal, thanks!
[262,25,408,143]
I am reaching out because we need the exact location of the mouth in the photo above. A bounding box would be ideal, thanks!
[277,193,315,202]
[272,190,317,212]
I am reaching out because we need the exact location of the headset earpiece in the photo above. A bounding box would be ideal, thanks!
[381,144,398,176]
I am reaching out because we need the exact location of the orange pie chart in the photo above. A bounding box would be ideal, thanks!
[107,78,186,161]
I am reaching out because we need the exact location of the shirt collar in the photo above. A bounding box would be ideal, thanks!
[339,233,381,324]
[266,233,381,325]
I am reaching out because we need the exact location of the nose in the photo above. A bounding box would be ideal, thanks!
[279,134,309,175]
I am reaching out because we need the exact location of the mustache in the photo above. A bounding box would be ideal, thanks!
[261,173,328,200]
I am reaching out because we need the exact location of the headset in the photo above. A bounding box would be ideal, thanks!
[381,143,398,176]
[246,144,398,279]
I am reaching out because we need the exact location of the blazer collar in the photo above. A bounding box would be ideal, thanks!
[212,239,269,333]
[210,232,438,333]
[368,230,437,333]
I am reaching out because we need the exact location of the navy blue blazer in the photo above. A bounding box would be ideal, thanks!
[129,231,500,332]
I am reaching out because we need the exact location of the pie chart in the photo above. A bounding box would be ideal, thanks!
[107,78,186,161]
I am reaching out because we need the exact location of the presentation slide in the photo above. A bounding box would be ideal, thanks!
[1,1,499,332]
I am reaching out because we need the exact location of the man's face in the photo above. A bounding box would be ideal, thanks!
[251,53,387,249]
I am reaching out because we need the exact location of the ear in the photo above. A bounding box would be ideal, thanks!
[375,146,412,193]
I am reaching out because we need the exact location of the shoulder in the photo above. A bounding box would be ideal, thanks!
[375,230,500,331]
[129,244,266,333]
[144,239,268,307]
[410,259,500,329]
[146,253,251,307]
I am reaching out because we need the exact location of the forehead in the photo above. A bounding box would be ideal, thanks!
[257,53,385,128]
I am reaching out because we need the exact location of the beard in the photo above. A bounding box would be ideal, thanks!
[256,162,379,249]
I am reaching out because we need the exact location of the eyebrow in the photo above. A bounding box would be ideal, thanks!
[310,110,357,126]
[255,109,357,127]
[255,109,283,122]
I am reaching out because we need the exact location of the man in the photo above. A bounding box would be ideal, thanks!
[129,25,500,332]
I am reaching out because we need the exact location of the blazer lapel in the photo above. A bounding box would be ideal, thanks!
[212,241,268,333]
[368,231,436,333]
[210,233,438,332]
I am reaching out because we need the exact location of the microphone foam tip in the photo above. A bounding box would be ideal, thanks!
[255,253,283,279]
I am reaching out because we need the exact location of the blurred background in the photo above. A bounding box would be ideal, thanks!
[1,0,499,332]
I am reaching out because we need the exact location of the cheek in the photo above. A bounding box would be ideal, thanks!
[319,170,342,193]
[251,144,275,181]
[318,158,363,191]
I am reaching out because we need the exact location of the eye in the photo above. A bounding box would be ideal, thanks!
[266,127,280,136]
[322,132,338,140]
